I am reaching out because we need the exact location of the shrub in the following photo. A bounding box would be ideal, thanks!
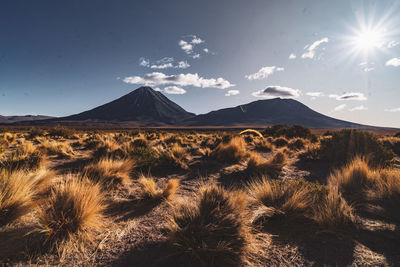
[273,137,288,148]
[0,168,54,226]
[263,124,314,139]
[212,136,247,163]
[47,126,76,139]
[288,138,305,150]
[254,139,273,153]
[38,178,106,255]
[28,127,46,138]
[319,129,394,167]
[168,185,249,266]
[246,150,287,178]
[83,158,134,190]
[138,176,179,200]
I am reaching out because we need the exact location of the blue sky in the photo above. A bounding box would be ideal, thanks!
[1,0,400,127]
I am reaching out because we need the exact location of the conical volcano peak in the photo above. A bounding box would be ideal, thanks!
[62,86,194,125]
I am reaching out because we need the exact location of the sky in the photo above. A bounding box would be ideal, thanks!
[1,0,400,127]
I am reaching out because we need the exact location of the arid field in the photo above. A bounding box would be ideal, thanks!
[1,125,400,266]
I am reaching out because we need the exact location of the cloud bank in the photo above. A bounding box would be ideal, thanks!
[123,72,235,89]
[164,86,186,94]
[385,58,400,67]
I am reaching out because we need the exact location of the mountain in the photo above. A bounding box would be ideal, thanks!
[60,86,195,125]
[182,98,373,129]
[0,115,54,124]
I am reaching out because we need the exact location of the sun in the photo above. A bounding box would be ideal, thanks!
[353,29,383,51]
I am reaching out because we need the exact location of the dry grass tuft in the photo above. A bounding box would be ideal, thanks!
[254,139,274,153]
[83,158,134,190]
[38,178,106,256]
[39,140,75,158]
[312,187,355,229]
[246,150,287,178]
[1,141,46,171]
[212,136,248,163]
[138,176,179,200]
[248,177,314,224]
[168,184,250,266]
[0,168,55,226]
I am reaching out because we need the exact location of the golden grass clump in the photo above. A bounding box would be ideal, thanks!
[212,136,248,163]
[246,150,287,178]
[38,178,106,255]
[0,168,55,226]
[92,138,128,160]
[312,187,355,229]
[328,157,377,202]
[138,176,179,200]
[168,185,250,266]
[83,158,134,190]
[248,177,314,224]
[1,141,46,171]
[39,140,75,158]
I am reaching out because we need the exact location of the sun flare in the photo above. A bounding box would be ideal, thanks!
[354,29,383,51]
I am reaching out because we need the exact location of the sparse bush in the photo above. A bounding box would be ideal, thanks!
[28,127,46,138]
[38,178,106,255]
[273,137,288,148]
[83,158,134,190]
[263,124,314,139]
[168,185,249,266]
[319,129,394,167]
[212,136,247,163]
[138,176,179,200]
[254,139,273,153]
[47,126,75,139]
[288,138,305,150]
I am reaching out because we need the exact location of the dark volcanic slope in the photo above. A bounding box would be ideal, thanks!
[62,87,194,125]
[0,115,54,124]
[182,98,372,129]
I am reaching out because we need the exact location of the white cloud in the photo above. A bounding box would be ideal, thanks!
[289,53,297,59]
[191,37,204,44]
[329,92,367,101]
[123,72,235,89]
[150,63,174,69]
[154,87,162,92]
[301,37,329,59]
[192,53,200,59]
[306,92,324,97]
[245,66,284,80]
[139,57,150,67]
[334,104,347,111]
[306,91,324,100]
[225,90,240,96]
[179,40,193,54]
[363,67,375,72]
[385,57,400,67]
[385,107,400,112]
[203,48,209,53]
[387,40,399,48]
[164,86,186,95]
[176,61,190,69]
[252,85,301,99]
[349,105,367,111]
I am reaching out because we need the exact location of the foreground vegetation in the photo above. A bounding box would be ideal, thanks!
[0,126,399,266]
